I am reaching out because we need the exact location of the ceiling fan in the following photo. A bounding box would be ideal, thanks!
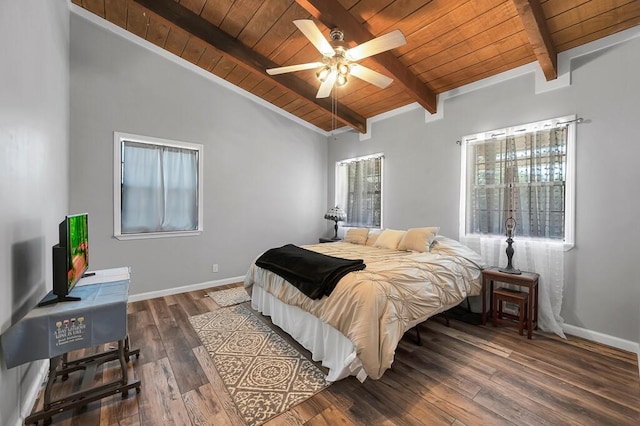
[266,20,406,98]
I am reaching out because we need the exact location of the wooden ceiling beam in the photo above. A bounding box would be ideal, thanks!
[294,0,438,114]
[133,0,367,133]
[510,0,557,80]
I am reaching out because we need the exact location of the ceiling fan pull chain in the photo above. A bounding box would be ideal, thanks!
[332,86,340,137]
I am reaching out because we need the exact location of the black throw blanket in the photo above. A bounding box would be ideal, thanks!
[255,244,366,299]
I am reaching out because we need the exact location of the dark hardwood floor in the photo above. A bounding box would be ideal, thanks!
[30,284,640,425]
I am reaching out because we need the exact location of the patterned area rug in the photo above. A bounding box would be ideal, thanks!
[207,287,251,307]
[189,304,330,425]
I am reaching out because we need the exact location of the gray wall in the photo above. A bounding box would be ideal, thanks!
[69,13,328,296]
[0,1,70,425]
[329,36,640,344]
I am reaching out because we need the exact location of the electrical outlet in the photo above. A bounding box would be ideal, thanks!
[212,264,219,273]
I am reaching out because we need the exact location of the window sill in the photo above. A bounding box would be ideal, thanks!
[115,230,202,241]
[462,234,574,252]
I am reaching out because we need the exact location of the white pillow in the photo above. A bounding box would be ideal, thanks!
[430,235,486,266]
[373,229,406,250]
[344,228,369,245]
[398,227,440,252]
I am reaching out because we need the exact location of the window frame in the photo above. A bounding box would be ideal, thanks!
[334,153,384,229]
[113,131,204,240]
[459,115,576,249]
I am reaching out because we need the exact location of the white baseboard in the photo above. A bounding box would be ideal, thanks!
[562,323,640,354]
[16,359,49,426]
[563,324,640,377]
[127,275,245,303]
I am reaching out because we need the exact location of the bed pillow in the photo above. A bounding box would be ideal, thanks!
[344,228,369,245]
[365,230,382,246]
[397,227,440,252]
[430,235,486,266]
[373,229,406,250]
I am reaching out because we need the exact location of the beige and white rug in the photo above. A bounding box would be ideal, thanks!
[189,304,330,425]
[207,287,251,307]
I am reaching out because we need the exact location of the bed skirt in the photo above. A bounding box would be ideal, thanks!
[250,285,367,382]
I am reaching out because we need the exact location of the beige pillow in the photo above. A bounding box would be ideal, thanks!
[398,227,440,252]
[365,231,381,246]
[344,228,369,245]
[373,229,406,250]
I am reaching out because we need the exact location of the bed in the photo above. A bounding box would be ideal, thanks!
[243,230,485,382]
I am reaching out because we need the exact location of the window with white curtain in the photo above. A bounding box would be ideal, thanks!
[335,153,383,228]
[113,132,203,240]
[460,115,576,245]
[459,116,577,338]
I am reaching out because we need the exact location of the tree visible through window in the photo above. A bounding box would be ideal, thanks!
[114,132,203,239]
[335,153,383,228]
[461,116,575,242]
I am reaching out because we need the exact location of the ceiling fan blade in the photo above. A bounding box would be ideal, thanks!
[266,62,323,75]
[316,71,337,98]
[349,64,394,88]
[294,19,335,57]
[346,29,406,61]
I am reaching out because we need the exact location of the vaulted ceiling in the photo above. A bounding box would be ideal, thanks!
[73,0,640,133]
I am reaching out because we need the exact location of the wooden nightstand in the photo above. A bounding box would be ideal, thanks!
[481,267,539,339]
[319,237,341,243]
[493,288,528,336]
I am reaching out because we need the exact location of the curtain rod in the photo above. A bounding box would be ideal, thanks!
[455,117,585,145]
[555,117,584,126]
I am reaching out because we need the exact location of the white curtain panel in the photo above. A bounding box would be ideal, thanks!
[462,236,566,338]
[160,146,198,230]
[122,143,164,233]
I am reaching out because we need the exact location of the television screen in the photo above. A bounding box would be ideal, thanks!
[38,213,89,307]
[66,213,89,291]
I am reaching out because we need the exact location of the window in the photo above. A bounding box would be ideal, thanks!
[113,132,203,240]
[335,153,383,228]
[460,115,575,245]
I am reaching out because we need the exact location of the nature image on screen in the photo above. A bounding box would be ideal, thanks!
[67,214,88,287]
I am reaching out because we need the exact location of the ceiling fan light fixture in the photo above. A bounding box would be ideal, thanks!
[336,73,348,87]
[316,66,331,82]
[337,62,350,76]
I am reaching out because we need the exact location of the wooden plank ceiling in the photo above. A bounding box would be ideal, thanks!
[73,0,640,133]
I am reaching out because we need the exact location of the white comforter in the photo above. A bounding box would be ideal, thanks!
[244,238,483,380]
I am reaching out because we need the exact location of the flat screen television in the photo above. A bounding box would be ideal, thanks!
[38,213,90,307]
